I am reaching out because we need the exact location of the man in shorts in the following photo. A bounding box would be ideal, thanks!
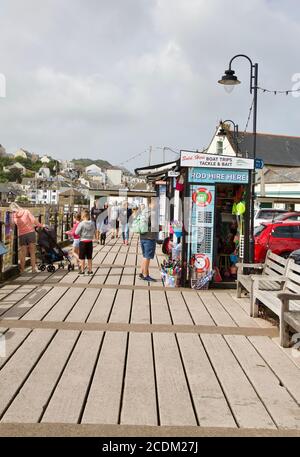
[139,199,158,282]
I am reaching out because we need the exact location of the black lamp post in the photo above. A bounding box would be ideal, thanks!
[217,119,241,156]
[218,54,258,263]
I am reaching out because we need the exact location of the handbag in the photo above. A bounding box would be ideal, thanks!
[0,242,8,256]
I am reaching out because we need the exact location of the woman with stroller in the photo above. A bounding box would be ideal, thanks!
[75,209,95,275]
[9,202,43,274]
[65,213,81,268]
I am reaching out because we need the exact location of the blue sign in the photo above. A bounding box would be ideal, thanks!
[188,168,249,184]
[255,158,264,169]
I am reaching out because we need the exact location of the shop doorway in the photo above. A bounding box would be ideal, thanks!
[214,184,246,283]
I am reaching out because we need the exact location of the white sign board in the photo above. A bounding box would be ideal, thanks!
[168,171,180,177]
[180,151,254,170]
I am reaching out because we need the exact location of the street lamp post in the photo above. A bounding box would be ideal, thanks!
[217,119,241,156]
[218,54,258,263]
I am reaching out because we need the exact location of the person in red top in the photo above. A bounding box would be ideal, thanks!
[9,202,43,273]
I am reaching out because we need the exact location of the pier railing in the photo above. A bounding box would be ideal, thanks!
[0,209,74,280]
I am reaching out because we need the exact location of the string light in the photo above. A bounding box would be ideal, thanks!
[258,86,300,95]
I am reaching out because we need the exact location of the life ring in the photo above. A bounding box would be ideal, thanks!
[192,187,212,207]
[194,254,210,272]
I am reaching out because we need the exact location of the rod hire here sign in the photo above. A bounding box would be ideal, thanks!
[189,168,249,184]
[180,151,254,170]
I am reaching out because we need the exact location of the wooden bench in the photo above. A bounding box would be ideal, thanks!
[236,250,288,315]
[277,292,300,347]
[252,259,300,346]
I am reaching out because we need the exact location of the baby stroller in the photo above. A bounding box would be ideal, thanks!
[36,227,74,272]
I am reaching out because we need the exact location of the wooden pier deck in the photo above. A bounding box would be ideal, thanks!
[0,234,299,437]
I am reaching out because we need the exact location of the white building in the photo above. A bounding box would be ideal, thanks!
[28,188,59,205]
[106,168,122,186]
[85,164,102,176]
[14,148,28,160]
[36,167,51,179]
[40,155,51,164]
[3,162,27,175]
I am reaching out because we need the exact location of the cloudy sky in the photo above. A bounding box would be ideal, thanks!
[0,0,300,169]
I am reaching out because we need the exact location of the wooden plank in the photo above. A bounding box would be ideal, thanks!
[0,285,36,317]
[1,330,79,423]
[177,333,236,428]
[121,333,157,425]
[125,254,136,266]
[105,268,122,285]
[199,292,237,327]
[0,329,55,417]
[89,267,109,285]
[81,331,127,424]
[43,288,84,322]
[130,290,150,324]
[201,334,276,429]
[214,292,258,328]
[153,333,197,426]
[66,288,100,322]
[22,287,68,321]
[182,291,216,326]
[249,336,300,402]
[166,292,193,325]
[42,331,103,423]
[0,328,31,370]
[225,335,300,429]
[120,267,135,286]
[1,286,52,321]
[109,290,132,323]
[87,289,116,323]
[150,291,172,325]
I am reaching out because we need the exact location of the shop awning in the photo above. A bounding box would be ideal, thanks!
[135,160,178,178]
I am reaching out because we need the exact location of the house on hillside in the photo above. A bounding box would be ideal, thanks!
[85,164,102,176]
[14,148,29,160]
[36,167,51,179]
[3,162,27,175]
[40,155,51,164]
[0,144,6,156]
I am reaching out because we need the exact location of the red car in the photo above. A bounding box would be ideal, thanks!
[254,221,300,262]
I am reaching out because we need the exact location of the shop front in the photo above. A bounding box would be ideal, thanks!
[180,150,254,287]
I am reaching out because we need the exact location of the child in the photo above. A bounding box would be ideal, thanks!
[75,210,96,275]
[99,215,110,245]
[65,213,81,268]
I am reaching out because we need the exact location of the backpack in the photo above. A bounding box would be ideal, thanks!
[130,212,148,234]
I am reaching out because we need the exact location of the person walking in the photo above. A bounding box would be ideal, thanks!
[138,200,158,282]
[65,213,81,268]
[75,209,95,275]
[119,201,132,245]
[9,202,43,273]
[90,200,102,242]
[96,202,109,245]
[110,202,120,239]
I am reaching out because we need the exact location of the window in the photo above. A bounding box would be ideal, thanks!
[254,224,267,237]
[272,225,300,238]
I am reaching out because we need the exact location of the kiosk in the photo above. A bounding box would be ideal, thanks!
[180,150,254,286]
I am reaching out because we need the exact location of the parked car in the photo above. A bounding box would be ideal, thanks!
[273,211,300,222]
[254,208,287,227]
[254,221,300,262]
[289,248,300,265]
